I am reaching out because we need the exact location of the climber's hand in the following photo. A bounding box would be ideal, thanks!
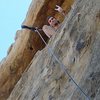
[55,5,64,13]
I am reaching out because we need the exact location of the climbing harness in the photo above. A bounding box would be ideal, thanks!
[21,25,90,100]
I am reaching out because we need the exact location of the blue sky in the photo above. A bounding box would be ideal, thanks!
[0,0,32,61]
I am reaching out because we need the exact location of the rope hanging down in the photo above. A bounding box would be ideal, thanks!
[21,25,90,100]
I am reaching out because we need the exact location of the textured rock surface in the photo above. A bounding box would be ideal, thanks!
[0,0,73,100]
[7,0,100,100]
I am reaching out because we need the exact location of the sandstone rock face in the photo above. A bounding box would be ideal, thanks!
[0,0,73,100]
[7,0,100,100]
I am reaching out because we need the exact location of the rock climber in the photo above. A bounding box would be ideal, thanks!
[42,5,65,38]
[47,5,65,30]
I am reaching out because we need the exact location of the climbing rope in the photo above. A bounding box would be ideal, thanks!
[21,25,90,100]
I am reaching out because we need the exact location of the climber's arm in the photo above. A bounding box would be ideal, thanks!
[55,5,65,16]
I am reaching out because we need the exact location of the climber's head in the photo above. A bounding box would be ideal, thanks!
[47,16,60,30]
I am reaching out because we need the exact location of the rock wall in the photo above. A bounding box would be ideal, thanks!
[0,0,74,100]
[7,0,100,100]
